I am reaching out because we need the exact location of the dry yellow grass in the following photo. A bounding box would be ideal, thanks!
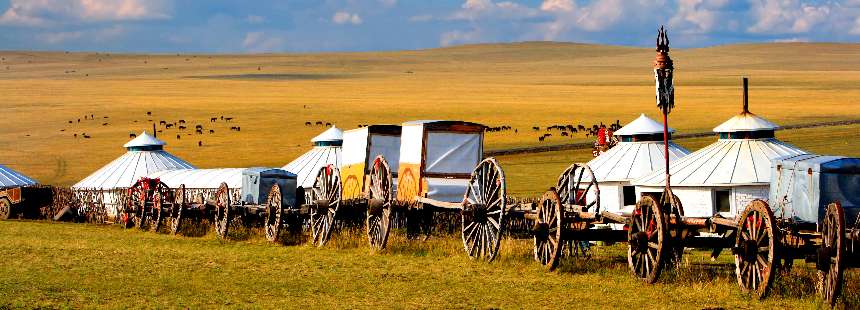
[2,42,860,187]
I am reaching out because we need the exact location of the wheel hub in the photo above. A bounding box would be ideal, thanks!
[533,222,549,240]
[817,246,834,272]
[630,231,648,252]
[741,239,758,261]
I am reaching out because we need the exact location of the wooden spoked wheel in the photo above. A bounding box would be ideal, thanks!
[661,188,685,265]
[128,180,148,230]
[534,189,563,270]
[311,165,341,247]
[462,158,506,262]
[734,199,777,298]
[214,182,232,239]
[556,163,600,212]
[0,197,11,220]
[367,155,393,251]
[170,184,186,235]
[818,202,845,306]
[150,193,163,233]
[628,195,667,283]
[265,184,283,243]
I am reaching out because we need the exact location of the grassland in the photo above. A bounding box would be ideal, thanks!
[2,220,855,309]
[2,42,860,188]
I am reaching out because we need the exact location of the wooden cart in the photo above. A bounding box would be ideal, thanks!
[306,125,402,248]
[125,168,299,240]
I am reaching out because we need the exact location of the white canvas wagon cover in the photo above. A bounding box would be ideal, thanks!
[342,125,402,172]
[770,154,860,225]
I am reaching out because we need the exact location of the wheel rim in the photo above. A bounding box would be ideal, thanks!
[171,184,185,235]
[534,189,563,270]
[367,156,393,251]
[462,158,506,262]
[214,183,231,239]
[0,198,10,220]
[150,195,162,232]
[819,202,845,306]
[265,184,282,243]
[311,165,341,247]
[556,163,600,213]
[733,199,776,298]
[628,195,666,283]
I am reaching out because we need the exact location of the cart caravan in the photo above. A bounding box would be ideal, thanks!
[126,168,297,240]
[768,154,860,305]
[307,125,402,249]
[282,126,343,206]
[72,131,194,223]
[0,163,38,220]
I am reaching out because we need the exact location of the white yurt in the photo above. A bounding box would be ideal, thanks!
[586,114,690,215]
[0,164,37,189]
[633,89,807,219]
[73,131,195,216]
[282,126,342,203]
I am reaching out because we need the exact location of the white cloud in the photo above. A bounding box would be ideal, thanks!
[747,0,832,34]
[0,0,170,27]
[669,0,732,34]
[333,11,362,25]
[772,37,809,42]
[242,31,285,53]
[38,31,83,44]
[539,0,646,39]
[450,0,538,21]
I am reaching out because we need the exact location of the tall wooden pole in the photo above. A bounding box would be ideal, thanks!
[654,26,674,190]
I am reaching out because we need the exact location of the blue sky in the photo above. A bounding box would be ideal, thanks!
[0,0,858,53]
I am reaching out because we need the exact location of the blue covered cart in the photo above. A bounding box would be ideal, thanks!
[768,154,860,305]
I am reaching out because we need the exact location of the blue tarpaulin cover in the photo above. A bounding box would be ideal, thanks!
[770,154,860,225]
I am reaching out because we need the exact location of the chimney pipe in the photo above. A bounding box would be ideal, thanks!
[742,77,749,113]
[152,123,156,137]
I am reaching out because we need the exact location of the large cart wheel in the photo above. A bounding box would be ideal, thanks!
[214,182,232,239]
[734,199,777,298]
[462,158,506,262]
[311,165,341,247]
[367,156,393,251]
[0,197,11,220]
[265,184,283,243]
[818,202,845,306]
[128,180,148,230]
[170,184,186,235]
[556,163,600,212]
[628,195,667,283]
[149,194,163,233]
[534,189,563,270]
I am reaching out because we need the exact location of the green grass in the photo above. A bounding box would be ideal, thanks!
[0,220,852,309]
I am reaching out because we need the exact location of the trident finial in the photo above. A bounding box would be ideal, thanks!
[656,26,669,53]
[654,26,673,70]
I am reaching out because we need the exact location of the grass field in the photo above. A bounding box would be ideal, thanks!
[1,220,855,309]
[2,42,860,187]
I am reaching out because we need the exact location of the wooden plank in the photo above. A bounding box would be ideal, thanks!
[599,211,627,224]
[415,196,463,210]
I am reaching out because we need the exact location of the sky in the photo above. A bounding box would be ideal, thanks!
[0,0,859,53]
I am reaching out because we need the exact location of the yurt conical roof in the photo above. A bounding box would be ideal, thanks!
[283,127,343,189]
[0,164,37,188]
[588,114,689,182]
[72,131,195,189]
[634,106,806,187]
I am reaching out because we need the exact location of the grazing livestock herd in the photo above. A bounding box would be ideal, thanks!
[62,112,240,148]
